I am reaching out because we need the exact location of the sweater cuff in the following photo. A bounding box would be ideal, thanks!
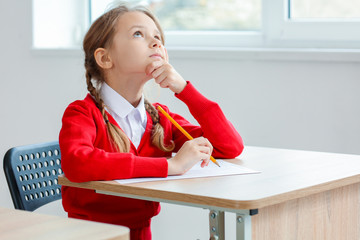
[175,81,217,115]
[132,157,168,178]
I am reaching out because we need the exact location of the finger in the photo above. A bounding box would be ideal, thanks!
[146,61,163,76]
[192,136,206,143]
[199,152,211,162]
[187,137,207,148]
[201,160,207,168]
[193,137,210,147]
[203,138,213,154]
[196,137,213,154]
[156,72,168,84]
[159,77,169,88]
[198,146,211,155]
[201,158,210,168]
[164,47,169,62]
[145,60,164,76]
[152,65,166,79]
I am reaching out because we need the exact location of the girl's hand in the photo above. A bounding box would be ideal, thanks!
[167,137,213,175]
[146,48,187,94]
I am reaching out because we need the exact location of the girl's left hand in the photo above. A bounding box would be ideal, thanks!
[145,48,187,94]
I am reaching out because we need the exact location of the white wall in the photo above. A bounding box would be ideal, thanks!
[1,1,359,239]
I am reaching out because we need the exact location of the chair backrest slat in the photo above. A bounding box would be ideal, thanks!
[3,141,62,211]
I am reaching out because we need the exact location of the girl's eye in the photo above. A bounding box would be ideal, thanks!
[133,31,143,38]
[154,35,161,41]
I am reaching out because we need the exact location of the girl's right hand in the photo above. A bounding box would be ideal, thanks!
[146,48,187,94]
[167,137,213,175]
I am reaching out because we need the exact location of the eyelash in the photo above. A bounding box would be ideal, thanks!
[133,31,161,41]
[133,31,143,38]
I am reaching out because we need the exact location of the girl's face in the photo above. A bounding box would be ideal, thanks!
[108,11,164,77]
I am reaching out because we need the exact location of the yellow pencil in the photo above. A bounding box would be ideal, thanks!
[157,105,220,167]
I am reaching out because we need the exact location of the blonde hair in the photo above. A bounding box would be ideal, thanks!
[83,3,174,152]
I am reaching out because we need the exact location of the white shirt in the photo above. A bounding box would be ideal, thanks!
[100,82,147,148]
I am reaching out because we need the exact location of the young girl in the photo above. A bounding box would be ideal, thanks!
[59,3,244,240]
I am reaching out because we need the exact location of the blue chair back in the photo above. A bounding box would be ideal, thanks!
[3,141,62,211]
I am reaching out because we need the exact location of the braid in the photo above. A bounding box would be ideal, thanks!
[82,3,167,153]
[85,69,130,152]
[145,99,175,152]
[144,100,160,124]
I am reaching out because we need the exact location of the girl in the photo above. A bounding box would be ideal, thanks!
[59,3,244,240]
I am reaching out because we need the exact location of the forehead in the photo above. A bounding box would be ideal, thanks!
[115,11,159,33]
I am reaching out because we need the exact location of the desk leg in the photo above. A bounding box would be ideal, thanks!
[236,213,252,240]
[209,210,225,240]
[208,210,252,240]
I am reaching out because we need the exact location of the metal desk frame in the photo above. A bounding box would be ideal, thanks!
[96,190,256,240]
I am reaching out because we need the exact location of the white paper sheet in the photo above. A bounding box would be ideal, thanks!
[115,160,260,184]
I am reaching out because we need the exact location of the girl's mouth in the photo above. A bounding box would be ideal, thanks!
[149,53,162,59]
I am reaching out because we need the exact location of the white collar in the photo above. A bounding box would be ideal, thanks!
[100,82,146,123]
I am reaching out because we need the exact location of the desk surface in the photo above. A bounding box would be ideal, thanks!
[58,146,360,210]
[0,207,129,240]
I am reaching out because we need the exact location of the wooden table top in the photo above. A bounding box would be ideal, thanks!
[0,207,129,240]
[58,146,360,210]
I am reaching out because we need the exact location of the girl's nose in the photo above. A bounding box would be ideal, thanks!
[150,40,161,48]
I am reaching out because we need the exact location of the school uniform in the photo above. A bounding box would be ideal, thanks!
[59,81,244,238]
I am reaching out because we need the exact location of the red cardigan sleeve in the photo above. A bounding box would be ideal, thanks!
[165,82,244,158]
[59,99,168,183]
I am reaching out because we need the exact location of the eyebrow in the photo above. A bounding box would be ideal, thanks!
[128,25,160,35]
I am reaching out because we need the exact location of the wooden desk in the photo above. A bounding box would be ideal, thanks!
[0,207,129,240]
[58,146,360,240]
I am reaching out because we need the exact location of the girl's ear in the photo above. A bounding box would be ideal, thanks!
[94,48,113,69]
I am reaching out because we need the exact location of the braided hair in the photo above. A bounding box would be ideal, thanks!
[83,3,174,152]
[144,100,175,152]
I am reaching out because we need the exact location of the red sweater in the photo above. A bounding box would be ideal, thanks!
[59,82,244,228]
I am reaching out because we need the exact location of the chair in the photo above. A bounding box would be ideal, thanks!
[3,141,62,211]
